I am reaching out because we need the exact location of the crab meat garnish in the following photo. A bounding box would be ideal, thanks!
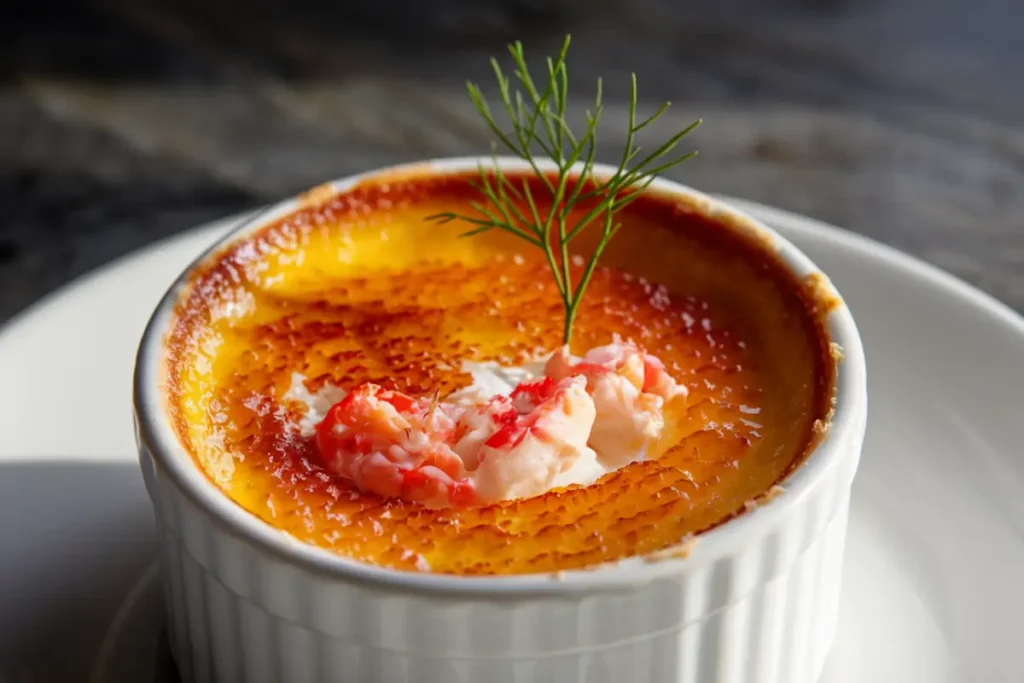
[314,383,475,508]
[545,342,688,467]
[472,376,602,502]
[313,376,600,508]
[310,341,686,507]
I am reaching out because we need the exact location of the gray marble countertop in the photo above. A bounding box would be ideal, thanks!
[2,0,1023,325]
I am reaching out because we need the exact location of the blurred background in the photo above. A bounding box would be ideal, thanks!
[1,0,1023,322]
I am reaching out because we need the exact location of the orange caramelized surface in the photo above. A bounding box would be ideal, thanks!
[165,172,835,575]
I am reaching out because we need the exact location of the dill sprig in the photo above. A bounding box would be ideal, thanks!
[425,34,701,345]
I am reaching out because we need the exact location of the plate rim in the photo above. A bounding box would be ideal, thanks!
[89,563,162,683]
[718,195,1024,335]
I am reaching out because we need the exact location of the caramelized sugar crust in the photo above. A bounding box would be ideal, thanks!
[165,172,835,575]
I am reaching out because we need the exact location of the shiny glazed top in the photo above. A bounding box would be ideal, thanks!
[163,170,836,575]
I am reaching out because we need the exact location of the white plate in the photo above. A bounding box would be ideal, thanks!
[1,199,1022,683]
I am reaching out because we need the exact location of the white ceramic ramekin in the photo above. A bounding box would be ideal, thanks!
[134,158,867,683]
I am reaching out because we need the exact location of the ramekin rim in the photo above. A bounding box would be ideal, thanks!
[133,156,867,597]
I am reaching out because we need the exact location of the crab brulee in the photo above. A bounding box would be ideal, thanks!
[163,172,835,576]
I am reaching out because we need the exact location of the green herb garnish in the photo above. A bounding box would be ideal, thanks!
[426,34,701,345]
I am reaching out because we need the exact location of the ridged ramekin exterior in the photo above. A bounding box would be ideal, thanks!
[134,157,868,683]
[137,409,863,683]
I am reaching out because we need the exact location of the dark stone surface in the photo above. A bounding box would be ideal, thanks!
[2,0,1023,324]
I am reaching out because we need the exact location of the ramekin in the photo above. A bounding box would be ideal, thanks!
[134,157,867,683]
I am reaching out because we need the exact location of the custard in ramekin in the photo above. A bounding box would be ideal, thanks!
[134,158,866,683]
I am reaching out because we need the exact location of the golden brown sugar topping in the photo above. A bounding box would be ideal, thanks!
[164,172,835,575]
